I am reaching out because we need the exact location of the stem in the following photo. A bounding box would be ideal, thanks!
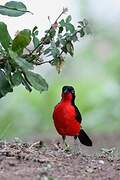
[54,10,65,23]
[22,70,32,86]
[29,42,42,56]
[25,48,31,53]
[35,60,53,65]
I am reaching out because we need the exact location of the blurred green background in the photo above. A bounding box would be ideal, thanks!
[0,0,120,138]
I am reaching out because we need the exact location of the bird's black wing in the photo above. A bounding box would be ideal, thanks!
[74,105,82,123]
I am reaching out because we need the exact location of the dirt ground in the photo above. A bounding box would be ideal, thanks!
[0,134,120,180]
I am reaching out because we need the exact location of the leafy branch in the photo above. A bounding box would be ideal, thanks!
[0,1,90,99]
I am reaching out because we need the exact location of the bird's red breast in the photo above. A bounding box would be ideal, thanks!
[53,92,80,136]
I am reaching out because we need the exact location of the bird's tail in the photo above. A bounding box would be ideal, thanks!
[78,129,92,146]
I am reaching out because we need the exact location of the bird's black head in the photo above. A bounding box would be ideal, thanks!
[62,86,75,94]
[62,86,75,104]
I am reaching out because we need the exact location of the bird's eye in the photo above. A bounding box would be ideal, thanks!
[63,89,68,93]
[71,90,75,94]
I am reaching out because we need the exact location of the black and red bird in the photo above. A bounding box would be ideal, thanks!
[53,86,92,148]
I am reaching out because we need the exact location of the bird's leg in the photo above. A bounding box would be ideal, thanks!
[62,136,70,152]
[73,136,81,154]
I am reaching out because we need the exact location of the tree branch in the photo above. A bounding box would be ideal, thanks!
[35,60,53,65]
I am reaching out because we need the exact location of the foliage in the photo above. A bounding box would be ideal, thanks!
[0,1,90,99]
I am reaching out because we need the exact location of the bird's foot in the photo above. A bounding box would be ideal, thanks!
[55,142,71,153]
[63,144,71,153]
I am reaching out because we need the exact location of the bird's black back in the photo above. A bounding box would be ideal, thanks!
[72,96,82,123]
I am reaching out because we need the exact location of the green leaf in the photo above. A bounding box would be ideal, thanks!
[60,39,66,46]
[32,27,39,48]
[51,47,60,58]
[49,28,56,38]
[66,41,74,56]
[80,28,85,37]
[4,61,12,77]
[34,30,39,36]
[15,57,34,70]
[58,27,63,34]
[59,19,65,27]
[44,47,51,55]
[78,21,84,27]
[9,49,17,59]
[32,26,38,33]
[33,36,39,48]
[12,29,31,54]
[25,71,48,92]
[66,15,72,23]
[0,22,11,50]
[65,23,75,33]
[11,70,22,86]
[0,1,31,17]
[0,69,13,98]
[71,34,78,42]
[55,40,60,47]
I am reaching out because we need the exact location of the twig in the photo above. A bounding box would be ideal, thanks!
[29,141,43,149]
[54,11,65,23]
[35,60,53,65]
[29,42,42,56]
[25,48,31,53]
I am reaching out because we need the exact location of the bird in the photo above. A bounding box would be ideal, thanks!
[53,85,92,151]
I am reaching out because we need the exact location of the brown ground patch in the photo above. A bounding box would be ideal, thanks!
[0,134,120,180]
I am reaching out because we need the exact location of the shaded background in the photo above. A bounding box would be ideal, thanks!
[0,0,120,138]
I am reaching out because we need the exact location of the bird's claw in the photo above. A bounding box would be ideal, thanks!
[64,144,71,153]
[55,141,71,153]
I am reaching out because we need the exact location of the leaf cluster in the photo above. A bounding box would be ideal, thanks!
[0,1,90,98]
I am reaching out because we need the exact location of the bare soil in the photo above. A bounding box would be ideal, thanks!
[0,134,120,180]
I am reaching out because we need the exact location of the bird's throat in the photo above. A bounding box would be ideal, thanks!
[61,92,75,104]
